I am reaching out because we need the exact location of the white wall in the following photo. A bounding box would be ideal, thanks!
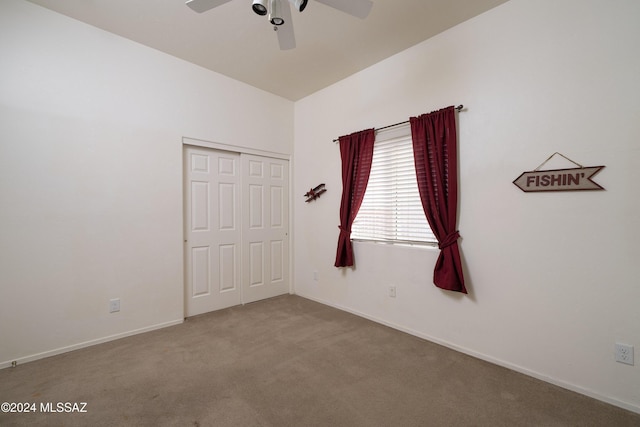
[0,0,293,366]
[293,0,640,412]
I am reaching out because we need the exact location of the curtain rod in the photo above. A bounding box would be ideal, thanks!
[332,105,464,143]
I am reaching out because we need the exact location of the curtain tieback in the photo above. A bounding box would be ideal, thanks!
[338,225,351,234]
[438,231,460,249]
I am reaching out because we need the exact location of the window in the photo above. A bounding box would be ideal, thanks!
[351,128,436,245]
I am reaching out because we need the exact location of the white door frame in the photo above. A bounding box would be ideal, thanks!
[182,137,293,317]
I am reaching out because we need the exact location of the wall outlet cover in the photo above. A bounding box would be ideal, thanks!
[615,343,634,366]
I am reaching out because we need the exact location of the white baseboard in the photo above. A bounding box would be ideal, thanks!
[0,319,184,370]
[295,292,640,415]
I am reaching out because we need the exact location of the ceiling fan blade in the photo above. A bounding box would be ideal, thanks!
[277,3,296,50]
[316,0,373,19]
[314,0,373,19]
[186,0,234,13]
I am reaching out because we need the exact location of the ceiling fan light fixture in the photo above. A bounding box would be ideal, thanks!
[268,0,285,26]
[252,0,268,16]
[288,0,308,12]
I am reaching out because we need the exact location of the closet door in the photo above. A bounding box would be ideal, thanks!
[242,155,290,304]
[184,146,241,316]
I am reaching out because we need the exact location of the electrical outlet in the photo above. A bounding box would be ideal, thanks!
[313,271,318,282]
[389,286,396,298]
[615,343,634,365]
[109,298,121,313]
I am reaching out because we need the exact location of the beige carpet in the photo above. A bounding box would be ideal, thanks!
[1,295,638,426]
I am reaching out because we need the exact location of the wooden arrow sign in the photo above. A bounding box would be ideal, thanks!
[513,166,605,192]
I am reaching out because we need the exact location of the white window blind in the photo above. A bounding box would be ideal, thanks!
[351,129,436,245]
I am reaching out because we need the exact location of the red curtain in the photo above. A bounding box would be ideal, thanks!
[334,129,375,267]
[410,107,467,293]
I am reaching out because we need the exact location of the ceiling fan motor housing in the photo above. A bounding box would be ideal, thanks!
[187,0,373,50]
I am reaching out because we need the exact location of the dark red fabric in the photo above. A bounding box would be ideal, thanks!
[334,129,375,267]
[410,107,467,293]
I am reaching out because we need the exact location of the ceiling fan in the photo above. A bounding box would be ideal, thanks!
[186,0,374,50]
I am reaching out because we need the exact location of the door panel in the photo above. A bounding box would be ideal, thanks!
[271,240,283,282]
[249,242,264,287]
[242,155,289,303]
[219,244,237,292]
[184,147,289,316]
[191,182,209,231]
[185,146,241,316]
[219,183,236,230]
[191,246,210,296]
[271,186,283,227]
[249,184,264,228]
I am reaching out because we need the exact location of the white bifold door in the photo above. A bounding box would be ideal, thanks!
[184,146,289,317]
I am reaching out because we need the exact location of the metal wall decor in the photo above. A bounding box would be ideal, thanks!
[304,183,326,202]
[513,152,605,193]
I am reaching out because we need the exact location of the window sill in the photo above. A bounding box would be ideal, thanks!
[351,238,438,249]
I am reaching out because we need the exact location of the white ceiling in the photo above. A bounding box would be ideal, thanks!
[26,0,509,101]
